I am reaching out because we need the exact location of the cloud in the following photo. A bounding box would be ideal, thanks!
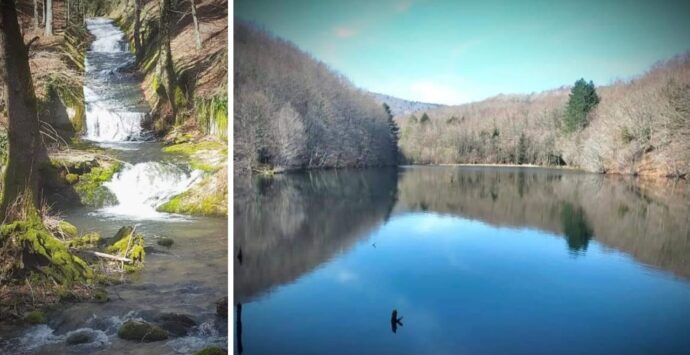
[409,81,471,105]
[333,26,357,38]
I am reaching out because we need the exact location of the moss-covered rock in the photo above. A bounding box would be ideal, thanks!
[104,226,145,272]
[0,212,93,285]
[162,140,226,173]
[93,288,108,303]
[67,232,101,249]
[157,237,174,247]
[195,346,227,355]
[65,329,94,345]
[24,310,47,324]
[58,221,78,239]
[157,167,227,216]
[117,320,168,342]
[73,162,121,207]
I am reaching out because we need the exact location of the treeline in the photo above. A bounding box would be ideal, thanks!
[398,54,690,178]
[234,21,397,173]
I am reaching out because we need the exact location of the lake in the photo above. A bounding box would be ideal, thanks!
[234,166,690,355]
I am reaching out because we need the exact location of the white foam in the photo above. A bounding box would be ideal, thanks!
[101,162,203,219]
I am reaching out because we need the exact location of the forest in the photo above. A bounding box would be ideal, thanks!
[234,21,398,174]
[398,54,690,178]
[0,3,227,351]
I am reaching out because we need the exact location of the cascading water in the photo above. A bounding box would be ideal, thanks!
[84,18,149,142]
[102,162,203,219]
[82,18,202,218]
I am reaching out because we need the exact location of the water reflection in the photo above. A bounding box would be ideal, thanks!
[395,167,690,278]
[234,168,399,302]
[234,166,690,354]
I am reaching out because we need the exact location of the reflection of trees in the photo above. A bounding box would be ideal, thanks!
[560,202,593,252]
[395,167,690,278]
[233,169,399,302]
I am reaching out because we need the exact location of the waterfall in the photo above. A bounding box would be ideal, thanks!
[84,18,147,142]
[82,18,202,219]
[102,162,203,219]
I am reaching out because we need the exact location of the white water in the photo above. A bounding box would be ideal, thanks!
[102,162,203,219]
[82,18,204,219]
[84,18,147,142]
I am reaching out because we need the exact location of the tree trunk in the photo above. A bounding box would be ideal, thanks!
[0,0,47,222]
[157,0,177,120]
[41,0,45,26]
[134,0,142,62]
[66,0,70,26]
[44,0,52,36]
[33,0,39,31]
[190,0,201,50]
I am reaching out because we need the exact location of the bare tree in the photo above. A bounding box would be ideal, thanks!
[33,0,39,31]
[190,0,202,50]
[44,0,52,36]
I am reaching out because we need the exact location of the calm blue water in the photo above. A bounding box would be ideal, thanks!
[234,167,690,355]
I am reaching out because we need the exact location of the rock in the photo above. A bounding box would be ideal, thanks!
[24,310,47,324]
[117,320,168,342]
[156,313,197,337]
[58,220,78,239]
[195,346,227,355]
[157,237,174,247]
[65,329,93,345]
[93,288,108,303]
[216,297,228,318]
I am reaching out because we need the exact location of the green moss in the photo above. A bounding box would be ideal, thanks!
[0,212,92,285]
[67,232,101,248]
[105,226,145,272]
[195,346,227,355]
[174,85,187,109]
[24,310,47,324]
[157,191,225,216]
[73,162,121,207]
[162,141,226,173]
[194,96,228,140]
[65,173,79,184]
[58,221,78,239]
[118,320,168,342]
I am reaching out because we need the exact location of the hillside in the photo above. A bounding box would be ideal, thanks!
[370,92,444,116]
[234,21,398,173]
[398,54,690,178]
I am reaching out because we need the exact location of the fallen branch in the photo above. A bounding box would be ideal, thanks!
[88,251,133,263]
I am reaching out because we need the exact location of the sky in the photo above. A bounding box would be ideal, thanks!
[235,0,690,105]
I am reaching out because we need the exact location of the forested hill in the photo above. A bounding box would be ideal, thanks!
[398,54,690,178]
[234,21,398,173]
[370,92,444,116]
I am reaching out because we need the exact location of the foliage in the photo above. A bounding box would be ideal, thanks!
[563,78,600,133]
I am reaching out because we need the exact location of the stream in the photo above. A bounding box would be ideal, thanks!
[0,18,227,354]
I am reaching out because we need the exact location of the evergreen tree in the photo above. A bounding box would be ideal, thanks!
[563,78,600,133]
[383,103,400,164]
[419,112,430,124]
[517,133,528,164]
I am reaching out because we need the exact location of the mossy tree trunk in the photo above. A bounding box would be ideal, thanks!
[0,0,48,222]
[156,0,178,121]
